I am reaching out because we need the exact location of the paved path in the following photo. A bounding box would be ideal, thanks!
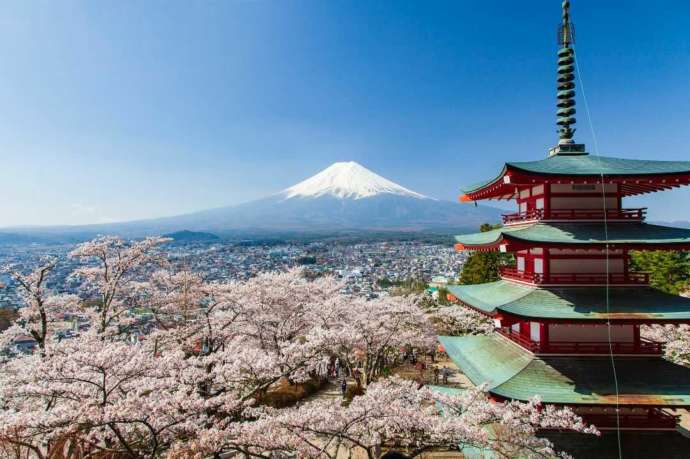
[294,362,467,459]
[391,355,475,390]
[301,379,345,404]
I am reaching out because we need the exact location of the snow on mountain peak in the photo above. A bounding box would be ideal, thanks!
[281,161,430,200]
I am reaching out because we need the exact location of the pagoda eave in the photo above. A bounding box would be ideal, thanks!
[451,297,690,326]
[496,310,690,326]
[446,282,690,323]
[456,239,690,253]
[460,167,690,202]
[439,334,690,407]
[455,222,690,252]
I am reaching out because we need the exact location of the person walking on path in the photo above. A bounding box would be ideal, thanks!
[352,368,362,388]
[340,379,347,397]
[441,366,450,384]
[433,366,440,384]
[415,360,426,382]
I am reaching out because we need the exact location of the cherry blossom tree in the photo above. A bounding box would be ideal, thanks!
[0,333,200,458]
[69,236,170,335]
[642,324,690,367]
[197,377,597,459]
[144,269,206,332]
[0,237,598,459]
[327,295,437,386]
[429,305,495,336]
[0,258,79,352]
[0,267,342,457]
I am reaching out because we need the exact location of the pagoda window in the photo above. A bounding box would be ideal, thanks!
[534,258,544,274]
[517,256,526,272]
[530,322,541,342]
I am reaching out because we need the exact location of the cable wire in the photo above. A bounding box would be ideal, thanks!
[572,39,624,459]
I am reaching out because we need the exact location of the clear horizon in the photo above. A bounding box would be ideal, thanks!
[2,0,690,226]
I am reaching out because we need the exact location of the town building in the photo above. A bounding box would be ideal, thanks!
[440,0,690,438]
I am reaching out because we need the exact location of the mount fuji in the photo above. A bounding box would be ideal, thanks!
[281,161,428,200]
[142,161,500,233]
[0,162,501,240]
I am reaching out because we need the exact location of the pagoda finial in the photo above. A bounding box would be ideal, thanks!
[557,0,576,145]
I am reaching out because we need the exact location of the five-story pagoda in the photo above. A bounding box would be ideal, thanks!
[441,0,690,434]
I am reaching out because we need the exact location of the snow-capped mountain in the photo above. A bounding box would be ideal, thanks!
[281,161,429,200]
[156,161,500,232]
[0,162,501,240]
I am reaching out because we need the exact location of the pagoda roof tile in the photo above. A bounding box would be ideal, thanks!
[455,222,690,248]
[510,154,690,177]
[439,334,690,406]
[461,154,690,195]
[447,281,690,321]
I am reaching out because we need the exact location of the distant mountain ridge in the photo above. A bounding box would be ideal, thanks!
[0,161,502,242]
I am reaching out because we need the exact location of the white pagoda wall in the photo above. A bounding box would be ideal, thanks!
[548,323,634,342]
[549,183,620,211]
[550,258,624,274]
[550,196,619,210]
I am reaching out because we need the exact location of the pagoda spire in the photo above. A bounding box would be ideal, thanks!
[549,0,585,156]
[557,0,576,145]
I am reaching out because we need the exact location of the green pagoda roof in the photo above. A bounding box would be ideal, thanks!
[455,222,690,248]
[510,154,690,177]
[447,281,690,321]
[439,334,690,406]
[461,154,690,195]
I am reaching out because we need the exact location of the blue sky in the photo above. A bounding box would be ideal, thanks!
[1,0,690,226]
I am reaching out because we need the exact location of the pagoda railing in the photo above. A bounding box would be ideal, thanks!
[497,328,540,352]
[498,328,664,355]
[502,207,647,225]
[499,267,650,286]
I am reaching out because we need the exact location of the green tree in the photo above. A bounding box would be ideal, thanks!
[436,286,451,305]
[459,223,510,285]
[630,250,690,295]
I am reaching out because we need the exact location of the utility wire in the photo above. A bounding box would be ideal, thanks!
[572,39,623,459]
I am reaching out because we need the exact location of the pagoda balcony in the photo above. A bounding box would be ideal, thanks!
[499,266,650,286]
[502,207,647,225]
[497,328,664,355]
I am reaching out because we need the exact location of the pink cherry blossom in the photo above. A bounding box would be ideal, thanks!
[1,258,79,352]
[69,236,170,335]
[0,236,597,459]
